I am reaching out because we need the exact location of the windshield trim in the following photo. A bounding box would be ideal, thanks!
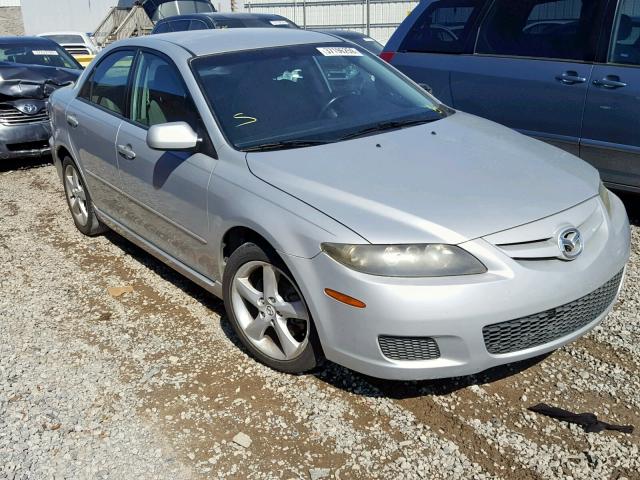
[189,42,452,153]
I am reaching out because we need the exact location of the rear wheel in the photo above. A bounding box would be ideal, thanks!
[223,243,322,373]
[62,157,107,236]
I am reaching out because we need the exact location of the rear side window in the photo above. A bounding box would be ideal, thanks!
[476,0,606,62]
[170,19,191,32]
[609,0,640,66]
[80,50,134,115]
[400,0,488,54]
[153,22,171,34]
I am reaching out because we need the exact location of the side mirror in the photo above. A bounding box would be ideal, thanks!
[147,122,199,151]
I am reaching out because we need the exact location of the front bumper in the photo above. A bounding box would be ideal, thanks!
[284,194,630,380]
[0,122,52,160]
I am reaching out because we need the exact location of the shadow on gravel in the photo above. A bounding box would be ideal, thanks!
[102,230,226,316]
[616,190,640,226]
[0,155,52,173]
[313,353,550,399]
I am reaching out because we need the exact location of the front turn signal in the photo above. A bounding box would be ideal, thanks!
[324,288,366,309]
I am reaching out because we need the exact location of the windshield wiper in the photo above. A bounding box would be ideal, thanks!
[242,139,330,152]
[337,118,437,141]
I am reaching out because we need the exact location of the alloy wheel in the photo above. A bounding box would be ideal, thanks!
[64,164,88,227]
[231,261,310,361]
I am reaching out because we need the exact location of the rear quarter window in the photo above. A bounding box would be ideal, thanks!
[400,0,489,54]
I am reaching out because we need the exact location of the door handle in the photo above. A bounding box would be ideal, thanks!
[66,114,79,128]
[555,71,587,85]
[117,144,136,160]
[593,76,627,89]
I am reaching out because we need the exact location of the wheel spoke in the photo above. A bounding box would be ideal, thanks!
[71,197,81,213]
[262,265,278,300]
[277,300,309,321]
[273,318,300,358]
[244,315,270,341]
[236,277,262,306]
[76,187,86,201]
[64,175,74,196]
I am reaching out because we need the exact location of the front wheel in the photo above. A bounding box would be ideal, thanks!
[223,243,322,373]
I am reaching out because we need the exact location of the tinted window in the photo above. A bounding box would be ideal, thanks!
[42,34,85,44]
[400,0,488,54]
[130,51,199,129]
[189,19,210,30]
[170,19,192,32]
[153,22,171,34]
[193,43,447,150]
[610,0,640,65]
[81,50,134,115]
[0,42,80,69]
[476,0,605,61]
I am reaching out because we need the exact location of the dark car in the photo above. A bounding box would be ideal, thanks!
[0,37,82,160]
[383,0,640,193]
[151,12,298,34]
[314,29,384,55]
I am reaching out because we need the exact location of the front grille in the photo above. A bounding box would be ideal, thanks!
[379,335,441,361]
[0,107,49,126]
[483,270,624,355]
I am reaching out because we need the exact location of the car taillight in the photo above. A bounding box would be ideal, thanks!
[380,51,396,63]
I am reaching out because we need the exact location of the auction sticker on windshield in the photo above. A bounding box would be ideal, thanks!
[32,50,59,55]
[317,47,362,57]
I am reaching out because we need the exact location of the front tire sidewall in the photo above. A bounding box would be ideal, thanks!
[223,243,321,374]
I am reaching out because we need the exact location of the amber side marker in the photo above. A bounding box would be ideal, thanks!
[324,288,366,309]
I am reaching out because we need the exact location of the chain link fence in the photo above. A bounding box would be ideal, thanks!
[244,0,418,44]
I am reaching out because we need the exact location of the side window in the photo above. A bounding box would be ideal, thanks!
[154,22,170,34]
[80,50,134,115]
[129,51,200,129]
[610,0,640,66]
[476,0,605,62]
[189,19,209,30]
[170,19,192,32]
[400,0,488,54]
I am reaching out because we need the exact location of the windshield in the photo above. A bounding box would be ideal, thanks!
[193,43,448,150]
[348,35,384,55]
[42,34,85,45]
[0,43,81,69]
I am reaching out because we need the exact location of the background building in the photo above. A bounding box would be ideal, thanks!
[0,0,24,35]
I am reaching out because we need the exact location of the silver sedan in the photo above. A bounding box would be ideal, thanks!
[49,29,630,380]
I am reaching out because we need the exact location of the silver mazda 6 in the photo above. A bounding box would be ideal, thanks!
[49,29,630,380]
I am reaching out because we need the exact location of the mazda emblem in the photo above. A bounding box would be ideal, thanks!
[557,227,583,260]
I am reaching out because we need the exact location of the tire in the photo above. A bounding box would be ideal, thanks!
[223,242,323,374]
[61,156,107,236]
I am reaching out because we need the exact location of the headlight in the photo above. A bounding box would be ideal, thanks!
[321,243,487,277]
[599,181,612,216]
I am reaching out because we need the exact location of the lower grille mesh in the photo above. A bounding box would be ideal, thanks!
[483,270,624,355]
[379,336,440,361]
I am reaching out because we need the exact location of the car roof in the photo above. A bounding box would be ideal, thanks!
[126,28,341,56]
[156,12,291,23]
[38,31,87,36]
[0,36,58,45]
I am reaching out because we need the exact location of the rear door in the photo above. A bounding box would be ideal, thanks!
[67,49,135,217]
[388,0,490,106]
[115,50,216,275]
[581,0,640,189]
[449,0,609,156]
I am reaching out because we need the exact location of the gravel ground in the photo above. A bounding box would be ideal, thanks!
[1,160,639,480]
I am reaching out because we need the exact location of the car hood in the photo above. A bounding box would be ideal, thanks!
[246,112,600,244]
[0,62,80,100]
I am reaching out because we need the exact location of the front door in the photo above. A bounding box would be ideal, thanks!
[115,50,217,275]
[67,49,135,216]
[581,0,640,189]
[450,0,608,156]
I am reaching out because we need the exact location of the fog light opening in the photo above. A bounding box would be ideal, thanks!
[324,288,366,309]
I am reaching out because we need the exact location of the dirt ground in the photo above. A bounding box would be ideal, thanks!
[1,159,639,480]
